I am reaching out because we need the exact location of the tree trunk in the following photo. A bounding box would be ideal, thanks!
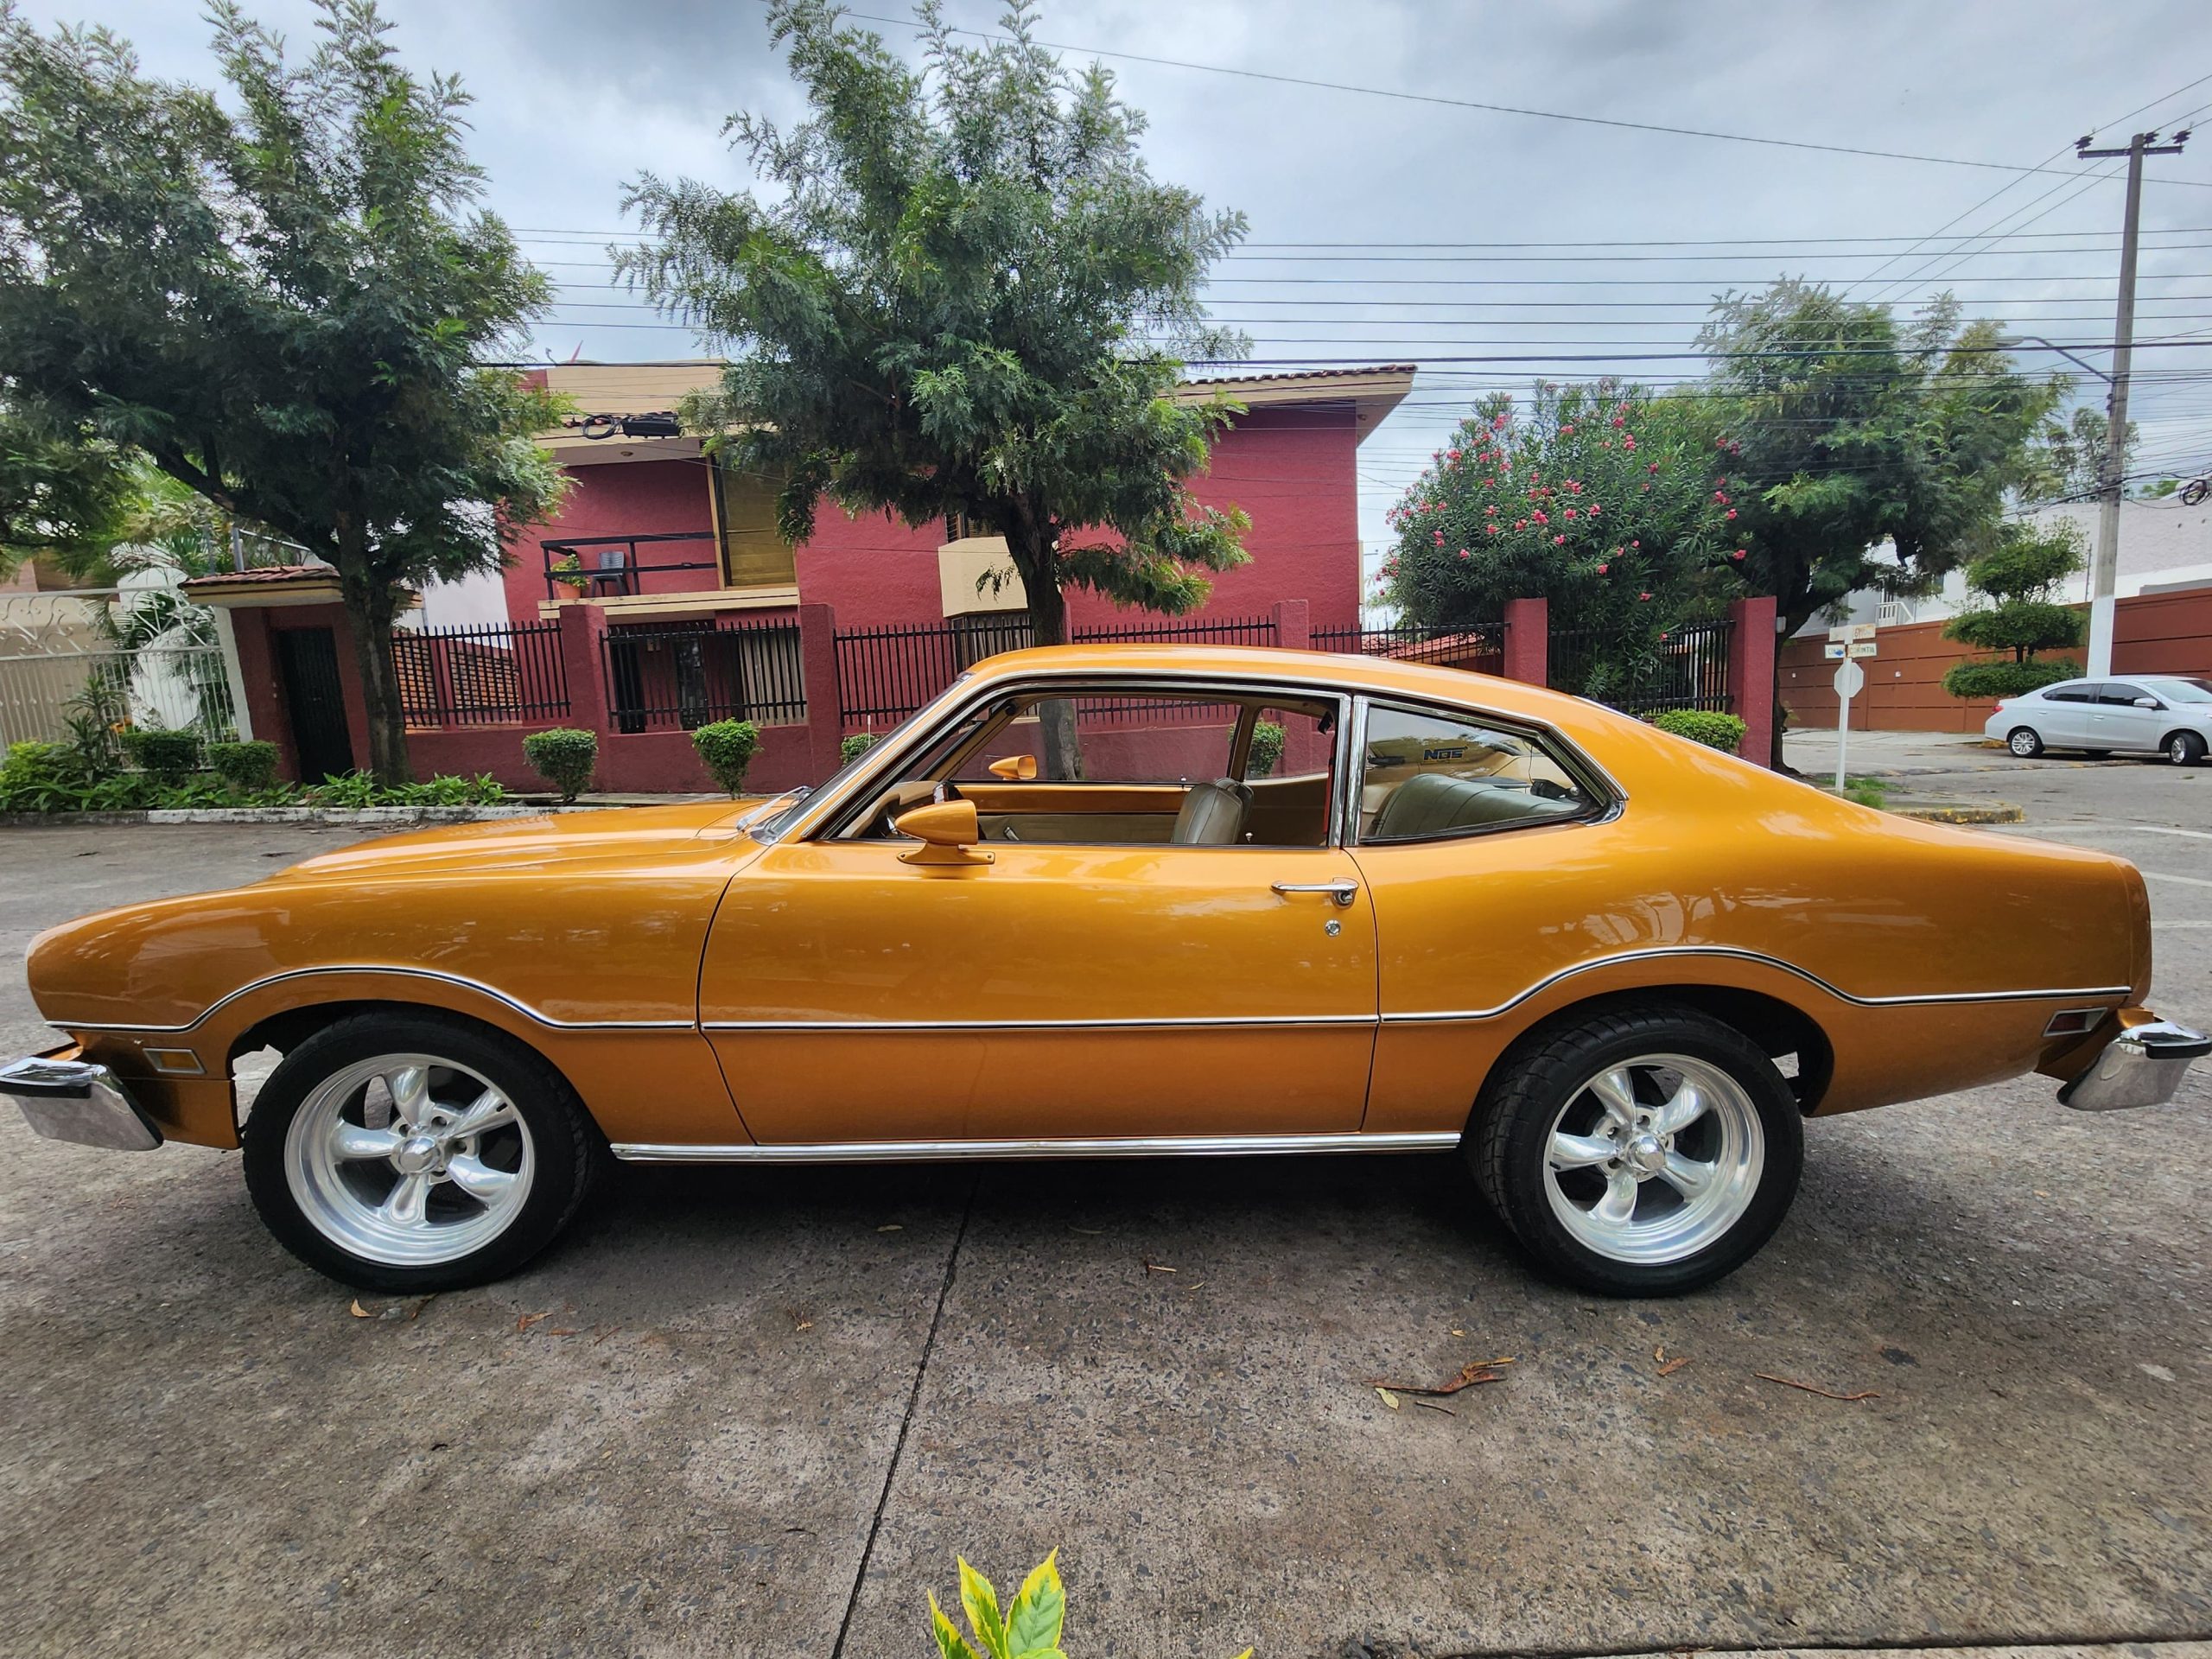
[1007,512,1081,782]
[337,546,411,785]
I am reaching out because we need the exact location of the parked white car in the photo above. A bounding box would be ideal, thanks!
[1985,675,2212,765]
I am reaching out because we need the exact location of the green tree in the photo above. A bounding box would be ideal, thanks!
[2021,403,2136,503]
[0,0,566,781]
[617,0,1249,779]
[1697,282,2060,766]
[1380,379,1738,663]
[0,397,134,576]
[1940,518,2085,700]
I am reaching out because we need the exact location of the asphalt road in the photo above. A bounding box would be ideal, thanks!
[1,768,2208,1659]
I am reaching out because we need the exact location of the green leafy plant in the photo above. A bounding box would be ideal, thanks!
[302,770,505,808]
[1648,709,1748,753]
[841,730,881,766]
[207,740,280,793]
[1,741,84,810]
[1835,773,1891,809]
[120,726,202,785]
[927,1552,1247,1659]
[523,728,598,803]
[1244,719,1285,779]
[692,719,762,796]
[548,550,591,594]
[1941,519,2086,701]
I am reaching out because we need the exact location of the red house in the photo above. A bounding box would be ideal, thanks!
[192,361,1414,794]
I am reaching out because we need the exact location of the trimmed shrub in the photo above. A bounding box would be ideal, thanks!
[1649,709,1748,753]
[1245,718,1286,779]
[693,719,763,796]
[121,727,203,785]
[207,740,281,793]
[839,730,880,766]
[1942,656,2078,702]
[523,728,598,803]
[1,741,83,810]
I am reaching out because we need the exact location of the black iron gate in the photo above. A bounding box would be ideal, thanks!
[275,626,355,781]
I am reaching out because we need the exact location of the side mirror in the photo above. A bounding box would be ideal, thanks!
[2133,696,2162,709]
[893,799,993,867]
[988,753,1038,780]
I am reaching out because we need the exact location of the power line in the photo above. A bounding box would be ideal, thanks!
[837,9,2212,185]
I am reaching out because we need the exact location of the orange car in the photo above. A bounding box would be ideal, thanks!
[5,645,2204,1296]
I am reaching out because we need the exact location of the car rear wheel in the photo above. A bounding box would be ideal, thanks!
[1469,1006,1804,1296]
[2007,727,2045,758]
[243,1012,603,1293]
[2166,731,2206,766]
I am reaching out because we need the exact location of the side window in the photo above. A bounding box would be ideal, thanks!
[1358,704,1594,842]
[2044,684,2094,702]
[2097,683,2152,707]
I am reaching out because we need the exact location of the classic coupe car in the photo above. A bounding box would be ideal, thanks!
[6,645,2205,1297]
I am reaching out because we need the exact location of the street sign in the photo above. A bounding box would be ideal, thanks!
[1832,659,1865,789]
[1823,642,1847,660]
[1847,640,1878,659]
[1827,622,1877,642]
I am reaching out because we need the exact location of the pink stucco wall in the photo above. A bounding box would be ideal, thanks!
[497,401,1364,632]
[501,458,720,617]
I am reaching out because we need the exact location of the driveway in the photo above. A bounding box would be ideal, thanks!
[1,802,2208,1659]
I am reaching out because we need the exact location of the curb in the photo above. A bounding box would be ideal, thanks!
[1887,801,2026,824]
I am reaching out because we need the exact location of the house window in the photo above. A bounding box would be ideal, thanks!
[713,456,797,590]
[944,511,988,543]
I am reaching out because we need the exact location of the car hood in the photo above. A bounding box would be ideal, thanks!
[270,800,770,881]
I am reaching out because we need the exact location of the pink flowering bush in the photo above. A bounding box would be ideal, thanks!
[1379,381,1742,695]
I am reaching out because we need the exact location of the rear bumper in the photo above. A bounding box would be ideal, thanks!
[2059,1020,2210,1111]
[1,1049,164,1150]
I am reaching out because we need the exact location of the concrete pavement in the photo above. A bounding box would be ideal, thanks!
[1,792,2208,1658]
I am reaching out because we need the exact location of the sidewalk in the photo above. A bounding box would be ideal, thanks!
[1782,726,2000,775]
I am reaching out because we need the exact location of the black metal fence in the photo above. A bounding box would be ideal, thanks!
[833,613,1280,729]
[601,617,807,734]
[542,531,721,602]
[392,621,569,728]
[1312,621,1503,670]
[1548,616,1733,714]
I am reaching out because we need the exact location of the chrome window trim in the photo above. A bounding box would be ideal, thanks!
[808,670,1360,850]
[612,1130,1465,1164]
[57,965,694,1036]
[778,661,1567,846]
[1348,693,1621,847]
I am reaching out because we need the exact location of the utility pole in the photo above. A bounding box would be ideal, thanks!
[2075,127,2190,677]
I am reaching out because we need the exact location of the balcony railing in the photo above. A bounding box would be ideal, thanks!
[543,531,721,601]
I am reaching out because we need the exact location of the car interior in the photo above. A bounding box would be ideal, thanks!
[835,680,1601,849]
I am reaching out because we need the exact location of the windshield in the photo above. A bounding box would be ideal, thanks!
[2151,677,2212,704]
[747,692,957,843]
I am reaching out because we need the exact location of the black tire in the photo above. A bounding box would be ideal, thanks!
[2165,730,2207,767]
[1467,1004,1804,1297]
[2006,727,2045,758]
[242,1010,604,1293]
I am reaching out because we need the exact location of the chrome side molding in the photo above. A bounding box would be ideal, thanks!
[612,1129,1463,1164]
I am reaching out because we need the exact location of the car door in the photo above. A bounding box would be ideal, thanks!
[696,681,1377,1146]
[2090,681,2164,753]
[2033,682,2099,747]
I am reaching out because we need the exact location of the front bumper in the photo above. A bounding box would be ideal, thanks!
[1,1052,164,1150]
[2059,1020,2211,1111]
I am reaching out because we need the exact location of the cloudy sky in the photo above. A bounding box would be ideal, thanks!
[22,0,2212,563]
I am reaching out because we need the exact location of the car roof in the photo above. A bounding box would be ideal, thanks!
[960,642,1607,727]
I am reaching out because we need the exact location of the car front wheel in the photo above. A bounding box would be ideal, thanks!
[2167,731,2206,766]
[1469,1006,1804,1296]
[2007,727,2045,758]
[243,1011,604,1293]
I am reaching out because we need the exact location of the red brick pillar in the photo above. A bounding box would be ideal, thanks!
[1268,599,1325,773]
[1500,597,1548,684]
[1728,594,1777,766]
[555,602,609,732]
[798,602,842,782]
[1270,597,1311,651]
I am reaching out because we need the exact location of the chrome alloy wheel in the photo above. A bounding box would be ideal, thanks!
[2009,728,2042,757]
[282,1052,535,1268]
[1541,1052,1764,1265]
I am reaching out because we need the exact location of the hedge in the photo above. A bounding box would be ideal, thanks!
[1648,709,1748,753]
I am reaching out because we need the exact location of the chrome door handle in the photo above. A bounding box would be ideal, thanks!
[1271,880,1359,908]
